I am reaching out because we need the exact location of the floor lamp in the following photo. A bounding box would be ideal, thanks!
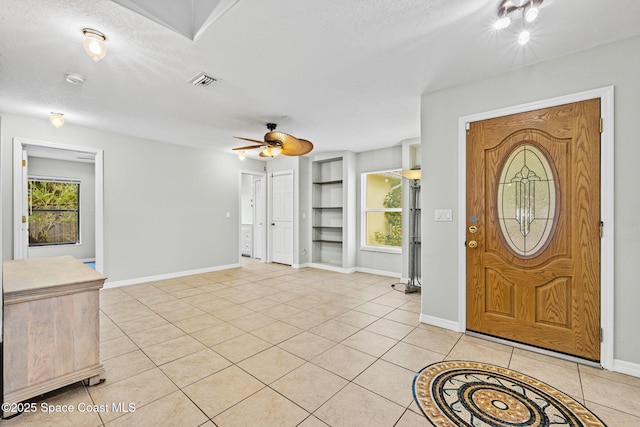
[401,168,421,294]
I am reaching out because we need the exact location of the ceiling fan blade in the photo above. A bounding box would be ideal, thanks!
[232,145,264,150]
[264,131,313,156]
[233,136,267,145]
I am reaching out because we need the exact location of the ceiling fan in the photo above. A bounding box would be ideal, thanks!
[233,123,313,157]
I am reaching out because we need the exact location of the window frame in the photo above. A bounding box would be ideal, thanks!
[28,175,81,247]
[360,168,403,254]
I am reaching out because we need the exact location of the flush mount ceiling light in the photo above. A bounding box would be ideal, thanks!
[82,28,107,61]
[494,0,544,45]
[64,72,86,85]
[49,113,65,128]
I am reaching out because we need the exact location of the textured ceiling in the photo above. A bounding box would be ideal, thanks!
[1,0,640,159]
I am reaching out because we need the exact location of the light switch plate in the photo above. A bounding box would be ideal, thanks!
[435,209,453,221]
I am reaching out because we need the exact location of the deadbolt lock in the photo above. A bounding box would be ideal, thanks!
[468,240,478,248]
[469,226,478,233]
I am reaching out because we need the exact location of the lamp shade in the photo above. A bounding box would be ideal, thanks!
[401,168,421,180]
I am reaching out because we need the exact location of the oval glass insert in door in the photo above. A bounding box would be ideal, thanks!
[497,143,556,257]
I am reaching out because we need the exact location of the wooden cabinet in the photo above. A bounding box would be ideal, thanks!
[2,256,106,413]
[311,152,356,271]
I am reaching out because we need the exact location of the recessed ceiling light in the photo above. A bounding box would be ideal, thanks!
[82,28,107,61]
[64,72,86,85]
[49,113,65,128]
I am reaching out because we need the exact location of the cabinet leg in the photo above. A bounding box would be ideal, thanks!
[83,374,104,386]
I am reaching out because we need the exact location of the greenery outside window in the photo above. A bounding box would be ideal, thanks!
[362,169,402,252]
[28,177,80,246]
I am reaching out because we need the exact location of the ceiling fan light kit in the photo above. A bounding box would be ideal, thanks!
[232,123,313,158]
[494,0,544,45]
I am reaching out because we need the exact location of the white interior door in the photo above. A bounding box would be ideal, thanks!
[253,176,265,259]
[271,171,293,265]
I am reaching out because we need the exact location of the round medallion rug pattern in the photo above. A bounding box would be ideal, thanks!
[412,361,607,427]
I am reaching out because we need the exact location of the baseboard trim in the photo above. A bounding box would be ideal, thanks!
[420,314,464,332]
[103,263,240,289]
[612,359,640,378]
[355,267,401,278]
[309,263,357,274]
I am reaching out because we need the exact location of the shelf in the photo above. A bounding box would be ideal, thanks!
[313,226,342,229]
[313,240,343,244]
[312,206,342,209]
[313,180,343,185]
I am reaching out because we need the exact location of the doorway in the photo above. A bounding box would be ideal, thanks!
[457,87,614,368]
[13,139,104,272]
[269,171,294,265]
[239,171,266,262]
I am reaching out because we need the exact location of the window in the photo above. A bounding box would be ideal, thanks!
[28,178,80,246]
[362,169,402,252]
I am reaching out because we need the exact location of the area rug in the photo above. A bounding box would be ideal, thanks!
[412,361,606,427]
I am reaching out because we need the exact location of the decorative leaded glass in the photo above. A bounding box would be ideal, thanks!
[497,143,556,257]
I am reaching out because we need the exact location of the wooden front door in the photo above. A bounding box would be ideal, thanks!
[466,99,601,361]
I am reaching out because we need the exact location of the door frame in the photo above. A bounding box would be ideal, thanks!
[457,86,614,369]
[238,170,267,262]
[12,138,105,273]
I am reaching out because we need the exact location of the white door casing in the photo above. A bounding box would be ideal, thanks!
[254,176,265,259]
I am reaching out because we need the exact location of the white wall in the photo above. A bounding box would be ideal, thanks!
[1,114,264,283]
[356,146,403,276]
[420,35,640,366]
[27,157,95,260]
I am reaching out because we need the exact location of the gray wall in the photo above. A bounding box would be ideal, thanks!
[1,114,264,283]
[27,157,95,260]
[420,35,640,365]
[356,146,403,275]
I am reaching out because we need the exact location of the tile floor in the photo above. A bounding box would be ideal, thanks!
[3,260,640,426]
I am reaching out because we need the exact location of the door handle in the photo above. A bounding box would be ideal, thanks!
[468,240,478,248]
[271,223,275,226]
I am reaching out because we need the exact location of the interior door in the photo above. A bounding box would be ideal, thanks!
[271,171,293,265]
[466,99,601,361]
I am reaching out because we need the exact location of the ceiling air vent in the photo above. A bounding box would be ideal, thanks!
[187,72,217,88]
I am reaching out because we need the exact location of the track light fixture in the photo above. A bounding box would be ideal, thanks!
[494,0,544,45]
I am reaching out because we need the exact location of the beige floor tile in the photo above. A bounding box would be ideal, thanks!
[190,322,246,347]
[100,335,138,361]
[104,305,157,324]
[147,299,193,315]
[298,415,330,427]
[251,320,303,344]
[271,362,348,411]
[312,344,376,381]
[282,309,331,330]
[127,323,185,348]
[183,365,264,417]
[585,400,640,426]
[354,359,416,407]
[241,297,281,312]
[278,331,336,360]
[212,303,255,321]
[365,318,414,340]
[160,348,231,388]
[158,305,207,323]
[580,364,640,389]
[105,391,208,427]
[341,330,398,357]
[261,303,303,320]
[354,301,396,317]
[229,311,277,331]
[315,383,406,427]
[582,372,640,417]
[133,292,176,306]
[381,341,444,372]
[307,303,350,318]
[309,319,360,342]
[193,297,236,313]
[446,338,513,367]
[211,333,272,363]
[401,327,460,354]
[88,368,178,423]
[333,310,379,328]
[173,313,223,333]
[116,313,169,335]
[395,409,430,426]
[238,346,306,384]
[142,335,206,366]
[102,349,155,384]
[383,309,421,326]
[509,353,584,401]
[100,316,125,341]
[213,387,309,427]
